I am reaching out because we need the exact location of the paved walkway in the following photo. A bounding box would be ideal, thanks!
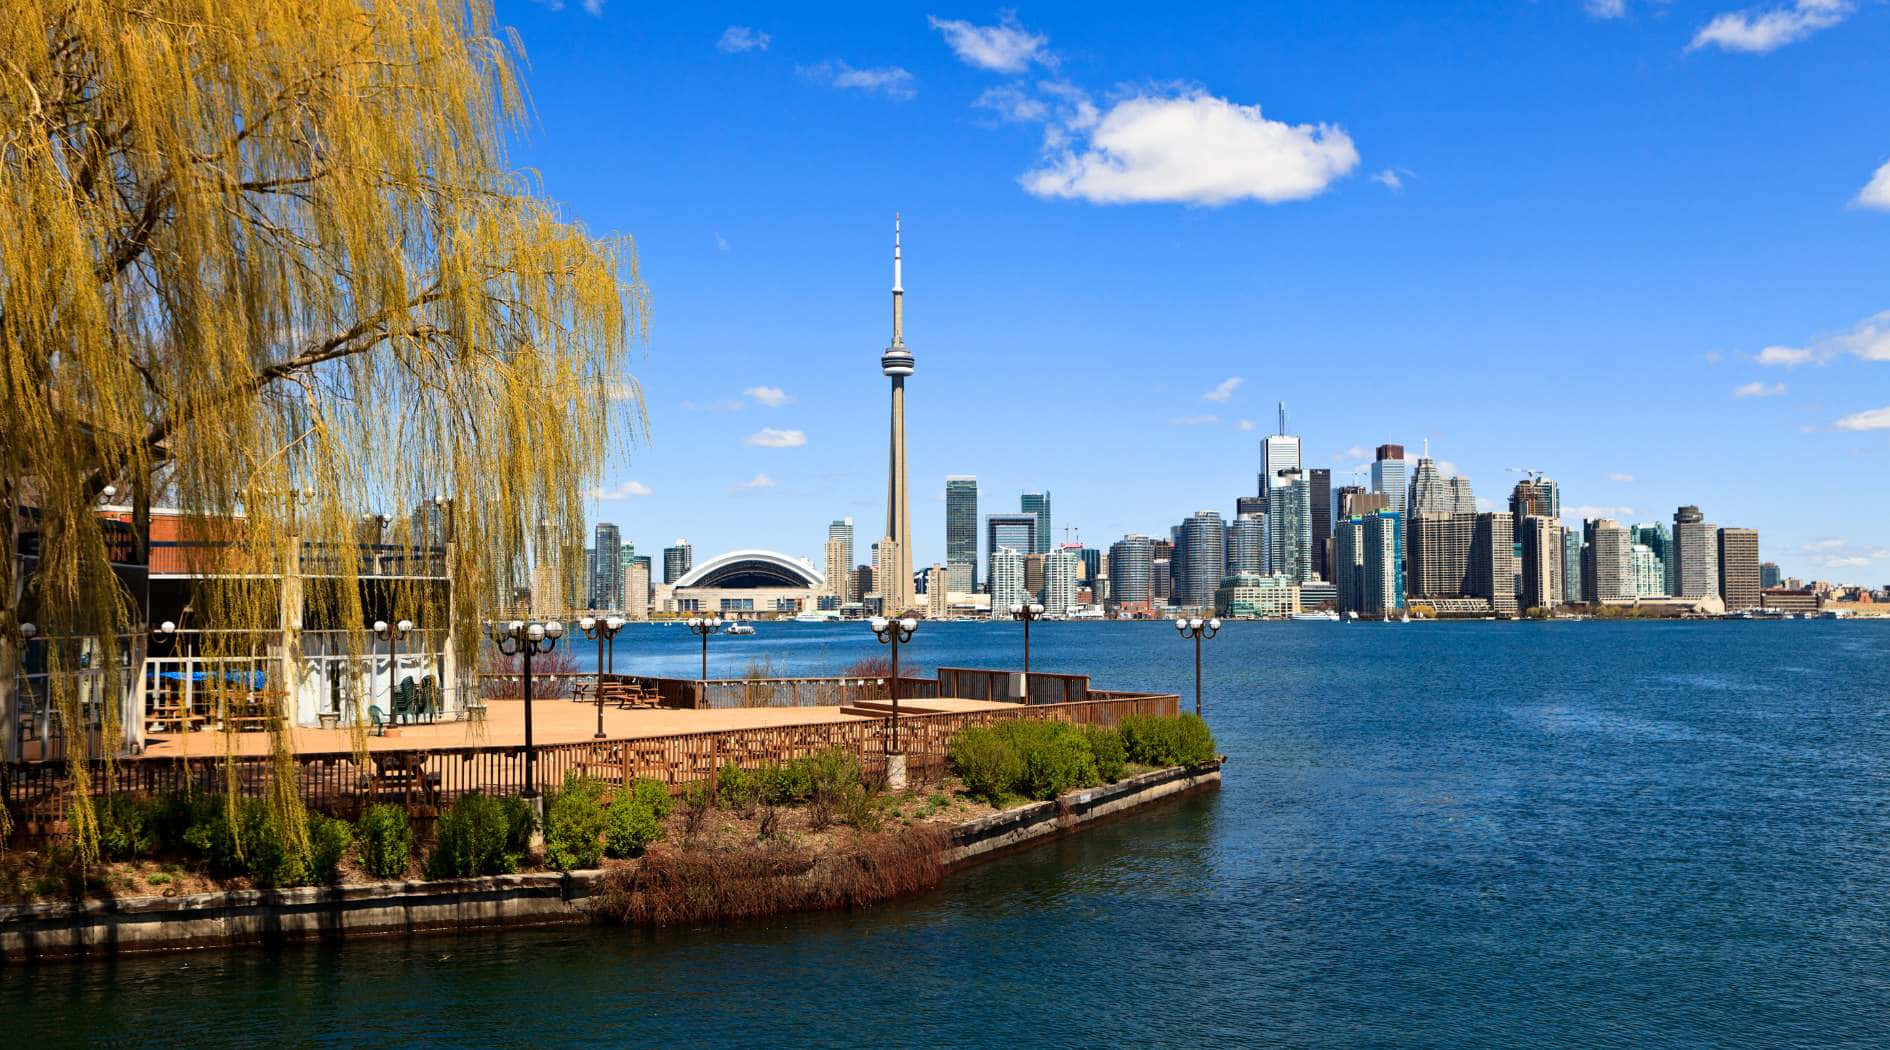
[138,696,1016,757]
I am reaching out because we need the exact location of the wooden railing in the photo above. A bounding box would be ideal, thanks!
[0,692,1181,837]
[935,667,1090,705]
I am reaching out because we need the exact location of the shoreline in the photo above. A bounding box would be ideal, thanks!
[0,759,1223,963]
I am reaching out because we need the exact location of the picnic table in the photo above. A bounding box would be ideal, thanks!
[368,750,441,803]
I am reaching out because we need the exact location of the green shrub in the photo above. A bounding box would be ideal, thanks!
[947,726,1021,805]
[1171,714,1218,765]
[995,719,1098,800]
[716,762,757,812]
[1084,725,1127,782]
[97,794,160,860]
[307,814,353,884]
[805,749,866,829]
[603,779,673,859]
[356,804,412,880]
[427,793,529,878]
[182,795,308,886]
[757,760,812,805]
[545,774,610,871]
[1118,714,1218,767]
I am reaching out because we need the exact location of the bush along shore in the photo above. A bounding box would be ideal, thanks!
[2,715,1219,934]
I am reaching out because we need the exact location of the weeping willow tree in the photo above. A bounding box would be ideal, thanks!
[0,0,645,865]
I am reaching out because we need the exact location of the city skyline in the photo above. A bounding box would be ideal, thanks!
[525,5,1890,585]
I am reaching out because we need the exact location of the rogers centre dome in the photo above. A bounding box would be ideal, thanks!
[671,549,822,618]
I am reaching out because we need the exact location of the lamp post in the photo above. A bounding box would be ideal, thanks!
[1173,616,1221,717]
[578,615,626,739]
[487,618,563,798]
[870,616,917,787]
[372,618,414,724]
[1008,601,1045,702]
[686,616,722,683]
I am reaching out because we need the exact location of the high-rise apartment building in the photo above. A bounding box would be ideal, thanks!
[590,523,623,609]
[623,557,651,619]
[1409,513,1475,598]
[662,540,692,585]
[1371,445,1408,519]
[1630,543,1664,596]
[1508,478,1560,522]
[852,565,874,605]
[1361,510,1405,616]
[1469,512,1519,617]
[1671,506,1717,599]
[1631,522,1673,597]
[1562,529,1584,605]
[1332,517,1366,613]
[1107,534,1154,615]
[1044,547,1081,615]
[1760,562,1781,589]
[1520,517,1563,613]
[1308,467,1332,581]
[1227,514,1268,575]
[988,547,1029,615]
[925,564,950,619]
[1020,492,1052,554]
[1177,510,1227,610]
[1583,519,1634,602]
[945,476,978,590]
[985,513,1036,592]
[1024,552,1045,601]
[1445,476,1476,514]
[1718,527,1760,611]
[823,518,855,602]
[1268,470,1313,583]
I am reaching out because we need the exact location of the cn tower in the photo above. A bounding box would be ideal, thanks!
[879,216,914,614]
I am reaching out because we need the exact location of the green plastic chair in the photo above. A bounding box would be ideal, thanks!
[368,705,387,736]
[394,678,416,724]
[419,676,440,723]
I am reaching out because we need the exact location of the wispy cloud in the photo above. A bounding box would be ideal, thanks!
[1371,167,1412,192]
[1169,414,1220,426]
[1565,504,1637,521]
[927,14,1050,73]
[1023,90,1358,206]
[800,61,916,101]
[744,385,793,407]
[1341,445,1370,461]
[1755,310,1890,367]
[1734,380,1788,398]
[1833,406,1890,431]
[714,232,729,252]
[744,427,807,447]
[1202,376,1244,402]
[731,473,775,493]
[717,26,771,53]
[1687,0,1851,54]
[1607,472,1636,483]
[1797,537,1890,570]
[1585,0,1628,17]
[590,479,651,500]
[1855,159,1890,211]
[973,85,1049,124]
[1237,419,1256,431]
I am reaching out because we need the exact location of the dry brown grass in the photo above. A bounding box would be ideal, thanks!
[593,823,947,927]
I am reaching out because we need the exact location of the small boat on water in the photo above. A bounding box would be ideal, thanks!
[723,622,756,635]
[1291,611,1340,622]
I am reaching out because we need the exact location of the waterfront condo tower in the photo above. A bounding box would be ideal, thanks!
[945,476,978,590]
[880,216,915,614]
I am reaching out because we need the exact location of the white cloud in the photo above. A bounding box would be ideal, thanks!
[1202,376,1244,402]
[1371,168,1410,192]
[1435,460,1460,477]
[590,479,651,500]
[714,232,729,252]
[800,61,917,101]
[1169,414,1220,426]
[1734,381,1788,398]
[1858,160,1890,210]
[927,14,1049,73]
[581,0,603,14]
[974,85,1049,123]
[1687,0,1851,54]
[1833,406,1890,431]
[1755,310,1890,367]
[744,385,793,407]
[1565,504,1638,521]
[717,26,771,53]
[1705,350,1724,364]
[1586,0,1628,17]
[1022,91,1359,206]
[1607,472,1636,482]
[731,473,775,492]
[1341,445,1370,461]
[1475,497,1501,513]
[1237,419,1256,431]
[744,427,807,447]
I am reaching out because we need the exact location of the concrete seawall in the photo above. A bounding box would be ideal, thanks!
[1,759,1222,961]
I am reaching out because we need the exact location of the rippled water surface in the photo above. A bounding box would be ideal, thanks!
[9,620,1890,1047]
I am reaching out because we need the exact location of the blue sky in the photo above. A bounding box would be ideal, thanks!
[498,1,1889,583]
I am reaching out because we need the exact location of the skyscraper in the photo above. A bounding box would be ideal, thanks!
[1308,467,1332,581]
[945,475,978,589]
[1258,403,1301,511]
[1671,506,1717,600]
[1562,529,1584,605]
[1408,455,1446,514]
[590,522,622,609]
[1520,516,1563,613]
[1371,444,1407,518]
[1107,534,1154,615]
[1584,519,1634,602]
[1332,517,1365,613]
[1469,512,1519,617]
[1409,513,1475,598]
[1268,470,1313,583]
[1631,522,1673,597]
[1178,510,1227,610]
[823,518,855,602]
[1044,547,1081,615]
[1630,543,1664,596]
[1718,527,1760,611]
[1227,514,1268,575]
[988,547,1029,615]
[879,216,916,614]
[1020,491,1052,554]
[925,565,950,619]
[1361,510,1404,616]
[623,557,651,619]
[1508,477,1560,522]
[1335,484,1368,519]
[1761,561,1781,589]
[1445,476,1476,514]
[662,540,692,585]
[985,513,1035,591]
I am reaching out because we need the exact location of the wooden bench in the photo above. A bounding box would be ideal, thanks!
[367,751,442,803]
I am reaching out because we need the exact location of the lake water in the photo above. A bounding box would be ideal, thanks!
[9,620,1890,1047]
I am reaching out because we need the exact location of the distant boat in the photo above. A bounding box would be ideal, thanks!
[793,610,840,623]
[1292,611,1339,622]
[724,622,756,635]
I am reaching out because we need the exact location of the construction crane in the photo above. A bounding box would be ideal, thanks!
[1506,467,1547,484]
